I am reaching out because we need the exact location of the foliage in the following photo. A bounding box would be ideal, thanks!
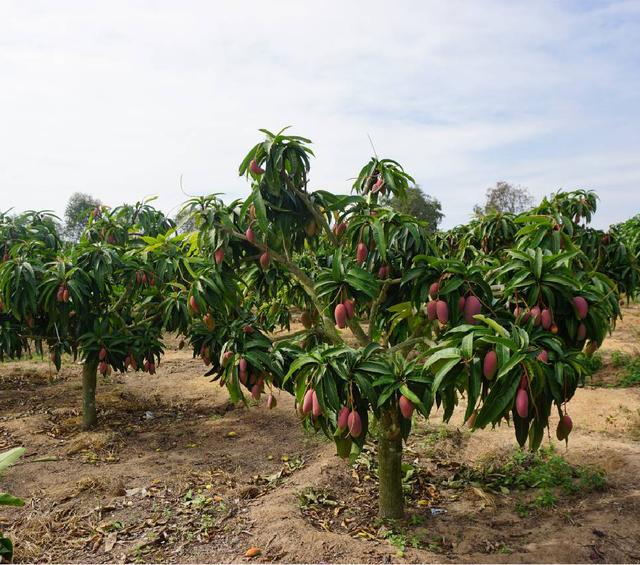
[610,214,640,298]
[383,186,443,232]
[0,447,26,563]
[474,181,534,216]
[1,127,638,518]
[63,192,102,242]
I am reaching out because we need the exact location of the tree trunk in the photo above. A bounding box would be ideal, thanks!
[82,360,98,430]
[377,409,404,519]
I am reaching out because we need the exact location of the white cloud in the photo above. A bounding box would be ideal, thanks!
[0,0,638,229]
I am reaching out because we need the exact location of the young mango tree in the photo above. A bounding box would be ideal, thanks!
[179,128,636,519]
[0,202,191,429]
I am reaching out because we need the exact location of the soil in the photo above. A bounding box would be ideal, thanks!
[2,308,639,564]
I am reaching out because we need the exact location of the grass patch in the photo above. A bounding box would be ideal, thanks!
[606,351,640,386]
[455,446,606,516]
[589,350,640,387]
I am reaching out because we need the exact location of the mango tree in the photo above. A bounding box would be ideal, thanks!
[0,202,190,429]
[179,128,637,519]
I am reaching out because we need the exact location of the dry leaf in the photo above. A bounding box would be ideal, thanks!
[104,532,117,553]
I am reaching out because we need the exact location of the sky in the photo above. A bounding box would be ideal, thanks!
[1,0,639,229]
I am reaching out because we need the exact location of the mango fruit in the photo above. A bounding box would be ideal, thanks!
[356,242,368,265]
[333,222,347,237]
[515,389,528,418]
[348,410,362,438]
[221,351,233,367]
[189,295,199,314]
[573,296,589,320]
[249,159,265,175]
[530,306,541,326]
[399,395,414,419]
[424,300,436,321]
[556,414,573,440]
[577,322,587,341]
[337,406,349,430]
[302,389,314,415]
[464,295,481,324]
[343,299,355,320]
[436,300,449,324]
[311,390,322,418]
[483,350,497,380]
[335,303,347,328]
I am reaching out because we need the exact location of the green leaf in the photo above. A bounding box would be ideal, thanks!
[0,447,25,473]
[495,353,526,380]
[431,357,461,393]
[461,332,474,359]
[252,186,268,234]
[399,384,423,407]
[474,371,520,428]
[474,315,509,338]
[423,347,461,370]
[371,219,387,262]
[0,493,24,507]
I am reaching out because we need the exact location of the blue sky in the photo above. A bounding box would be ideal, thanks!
[1,0,638,229]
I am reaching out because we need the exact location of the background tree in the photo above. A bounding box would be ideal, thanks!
[474,181,534,216]
[63,192,101,242]
[384,186,443,232]
[0,201,183,429]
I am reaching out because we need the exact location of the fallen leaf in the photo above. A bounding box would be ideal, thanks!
[104,532,117,553]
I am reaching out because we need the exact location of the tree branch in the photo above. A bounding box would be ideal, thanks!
[288,181,338,246]
[271,328,308,342]
[368,277,401,339]
[216,224,343,345]
[348,318,370,347]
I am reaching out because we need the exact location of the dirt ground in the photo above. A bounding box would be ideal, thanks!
[2,306,640,564]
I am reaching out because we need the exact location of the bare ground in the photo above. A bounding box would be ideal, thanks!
[2,308,640,563]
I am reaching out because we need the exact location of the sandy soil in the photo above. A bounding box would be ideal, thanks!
[1,308,639,563]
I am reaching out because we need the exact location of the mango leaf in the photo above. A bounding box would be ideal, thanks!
[474,371,520,428]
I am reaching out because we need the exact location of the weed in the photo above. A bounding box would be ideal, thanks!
[460,446,606,515]
[611,350,629,368]
[380,530,407,557]
[617,355,640,387]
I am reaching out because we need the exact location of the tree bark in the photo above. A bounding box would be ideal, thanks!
[377,409,404,519]
[82,360,98,430]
